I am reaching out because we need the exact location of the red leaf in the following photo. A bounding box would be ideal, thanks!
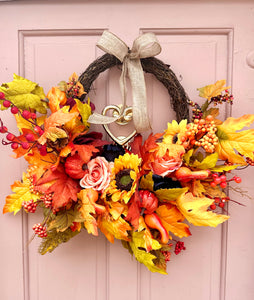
[125,190,141,230]
[130,134,143,157]
[35,165,80,210]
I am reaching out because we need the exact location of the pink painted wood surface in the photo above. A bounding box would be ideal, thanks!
[0,1,254,300]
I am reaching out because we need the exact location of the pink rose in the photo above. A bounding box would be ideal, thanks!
[80,157,112,192]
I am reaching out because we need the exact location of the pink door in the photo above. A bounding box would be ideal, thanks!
[0,1,254,300]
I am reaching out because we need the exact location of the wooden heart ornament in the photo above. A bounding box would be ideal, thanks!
[102,105,137,145]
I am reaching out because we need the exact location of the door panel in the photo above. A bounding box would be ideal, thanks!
[0,1,253,300]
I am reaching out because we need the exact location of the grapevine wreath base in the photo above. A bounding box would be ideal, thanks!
[1,31,254,274]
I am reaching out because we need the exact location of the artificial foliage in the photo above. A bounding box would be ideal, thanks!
[1,72,254,275]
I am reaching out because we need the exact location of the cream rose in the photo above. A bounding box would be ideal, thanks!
[80,157,112,192]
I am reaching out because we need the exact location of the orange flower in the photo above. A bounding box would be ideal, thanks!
[150,143,185,177]
[47,87,67,112]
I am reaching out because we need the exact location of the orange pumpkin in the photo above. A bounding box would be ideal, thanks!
[65,153,87,179]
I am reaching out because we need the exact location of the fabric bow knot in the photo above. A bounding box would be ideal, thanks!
[88,30,162,133]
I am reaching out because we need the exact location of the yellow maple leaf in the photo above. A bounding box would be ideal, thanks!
[129,231,166,274]
[15,114,46,133]
[216,114,254,164]
[176,192,229,227]
[3,172,39,215]
[156,204,191,239]
[108,201,128,220]
[77,189,98,236]
[97,212,131,243]
[197,80,230,100]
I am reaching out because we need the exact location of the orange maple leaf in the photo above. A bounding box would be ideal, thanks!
[35,165,80,210]
[12,128,38,158]
[97,212,131,243]
[71,144,99,163]
[156,204,191,239]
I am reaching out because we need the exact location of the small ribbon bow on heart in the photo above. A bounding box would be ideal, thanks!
[87,30,161,133]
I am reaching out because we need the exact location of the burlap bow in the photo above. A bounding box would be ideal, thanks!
[87,30,161,133]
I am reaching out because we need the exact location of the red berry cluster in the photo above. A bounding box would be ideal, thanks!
[210,173,227,188]
[22,199,38,213]
[246,156,254,166]
[32,223,47,238]
[161,250,171,262]
[210,173,241,189]
[210,90,234,106]
[174,241,186,255]
[209,196,229,210]
[0,93,45,152]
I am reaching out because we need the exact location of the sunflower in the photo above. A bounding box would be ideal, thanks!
[105,153,141,204]
[163,119,187,145]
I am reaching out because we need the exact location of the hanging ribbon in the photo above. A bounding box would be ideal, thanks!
[87,30,161,133]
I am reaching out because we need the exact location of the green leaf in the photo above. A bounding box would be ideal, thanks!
[75,98,91,126]
[0,74,47,113]
[129,231,167,274]
[203,107,220,119]
[155,187,188,202]
[191,152,219,169]
[140,172,154,191]
[47,208,85,232]
[201,100,209,112]
[151,245,171,274]
[38,228,80,255]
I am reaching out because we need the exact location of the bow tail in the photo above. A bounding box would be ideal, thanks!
[128,59,151,133]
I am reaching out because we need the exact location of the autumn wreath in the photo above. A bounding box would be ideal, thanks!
[1,31,254,274]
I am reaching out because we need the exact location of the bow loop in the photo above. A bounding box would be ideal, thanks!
[88,30,161,134]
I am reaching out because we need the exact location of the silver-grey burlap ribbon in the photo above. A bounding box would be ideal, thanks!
[87,30,162,133]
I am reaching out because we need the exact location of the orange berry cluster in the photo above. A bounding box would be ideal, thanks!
[40,193,53,208]
[185,115,218,153]
[32,223,47,238]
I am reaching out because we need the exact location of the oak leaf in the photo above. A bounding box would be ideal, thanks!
[77,189,99,236]
[176,192,229,227]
